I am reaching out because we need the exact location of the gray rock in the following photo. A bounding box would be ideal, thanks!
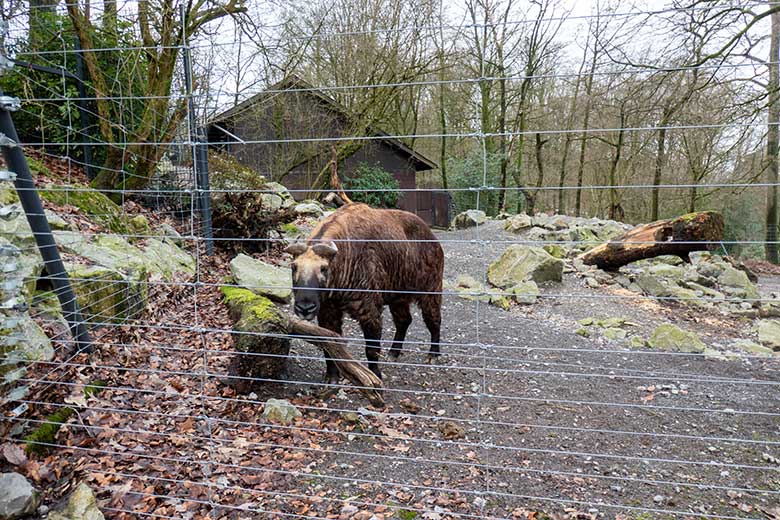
[504,213,533,233]
[718,267,759,300]
[452,210,487,229]
[262,398,302,424]
[230,253,292,302]
[294,202,324,217]
[730,339,774,357]
[757,320,780,350]
[157,223,183,245]
[47,482,104,520]
[487,245,564,286]
[647,324,705,353]
[0,472,38,520]
[635,273,674,298]
[509,280,540,305]
[603,327,627,341]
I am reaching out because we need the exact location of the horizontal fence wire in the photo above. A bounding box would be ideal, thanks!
[3,1,780,520]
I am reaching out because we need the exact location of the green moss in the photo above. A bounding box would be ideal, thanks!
[39,184,129,234]
[24,407,74,454]
[221,286,277,321]
[27,156,51,177]
[0,185,19,205]
[23,380,106,454]
[396,510,418,520]
[281,223,303,237]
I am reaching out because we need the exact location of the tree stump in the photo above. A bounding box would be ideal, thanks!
[579,211,724,271]
[221,287,384,406]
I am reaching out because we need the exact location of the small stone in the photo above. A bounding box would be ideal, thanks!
[653,495,665,504]
[473,497,487,509]
[262,398,302,425]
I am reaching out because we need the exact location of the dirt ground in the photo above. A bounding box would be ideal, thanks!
[8,220,780,520]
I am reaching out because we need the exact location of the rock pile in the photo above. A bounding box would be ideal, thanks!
[504,212,631,254]
[586,252,765,316]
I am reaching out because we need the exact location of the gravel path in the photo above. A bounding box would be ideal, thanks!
[263,220,780,519]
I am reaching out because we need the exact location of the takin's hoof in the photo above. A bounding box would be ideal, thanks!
[388,349,402,360]
[425,353,442,365]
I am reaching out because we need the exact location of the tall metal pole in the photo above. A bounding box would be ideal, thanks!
[0,95,92,352]
[181,5,214,255]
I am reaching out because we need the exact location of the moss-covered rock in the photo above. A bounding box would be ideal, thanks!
[230,253,292,302]
[221,286,290,392]
[509,280,540,305]
[488,245,563,286]
[39,184,129,234]
[756,319,780,350]
[143,239,196,279]
[128,214,150,236]
[47,482,105,520]
[67,264,147,324]
[647,324,705,353]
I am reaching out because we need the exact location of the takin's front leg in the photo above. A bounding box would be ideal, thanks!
[358,309,384,380]
[317,306,344,386]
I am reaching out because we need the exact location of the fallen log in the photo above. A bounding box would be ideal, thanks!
[221,287,383,406]
[579,211,724,271]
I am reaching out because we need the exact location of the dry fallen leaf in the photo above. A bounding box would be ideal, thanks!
[438,421,465,440]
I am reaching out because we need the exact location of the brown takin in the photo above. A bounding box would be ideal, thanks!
[285,203,444,382]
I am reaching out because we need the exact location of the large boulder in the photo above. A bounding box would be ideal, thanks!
[757,319,780,350]
[718,267,759,300]
[488,246,563,286]
[39,184,130,234]
[294,202,325,217]
[67,264,147,324]
[504,213,533,233]
[647,324,705,353]
[229,254,292,302]
[452,210,487,229]
[0,472,38,520]
[47,482,104,520]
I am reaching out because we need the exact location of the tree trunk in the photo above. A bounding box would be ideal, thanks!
[579,211,724,271]
[608,110,626,221]
[575,39,598,217]
[651,110,671,221]
[766,5,780,264]
[497,73,508,213]
[558,49,586,214]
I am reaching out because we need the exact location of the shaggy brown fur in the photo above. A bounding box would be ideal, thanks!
[286,203,444,382]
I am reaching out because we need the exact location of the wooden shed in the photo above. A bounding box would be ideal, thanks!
[206,76,451,227]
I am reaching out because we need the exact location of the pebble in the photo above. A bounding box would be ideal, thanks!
[653,495,665,504]
[474,497,487,509]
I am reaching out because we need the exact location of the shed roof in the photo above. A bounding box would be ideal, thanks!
[209,75,438,171]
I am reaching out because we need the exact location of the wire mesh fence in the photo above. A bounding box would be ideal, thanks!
[1,1,780,519]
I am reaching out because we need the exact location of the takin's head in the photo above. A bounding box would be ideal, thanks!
[284,240,339,321]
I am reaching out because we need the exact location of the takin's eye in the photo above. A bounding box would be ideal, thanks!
[320,266,329,277]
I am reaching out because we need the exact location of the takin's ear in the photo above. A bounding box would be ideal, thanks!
[311,241,338,259]
[284,242,309,257]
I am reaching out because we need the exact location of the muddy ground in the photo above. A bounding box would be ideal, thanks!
[10,220,780,520]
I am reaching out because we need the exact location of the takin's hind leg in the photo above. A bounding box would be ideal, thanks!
[418,294,442,363]
[388,301,413,361]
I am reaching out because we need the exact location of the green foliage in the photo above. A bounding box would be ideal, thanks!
[345,163,400,208]
[2,12,147,168]
[448,151,518,216]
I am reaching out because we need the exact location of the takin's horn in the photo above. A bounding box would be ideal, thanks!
[311,241,338,259]
[284,242,309,257]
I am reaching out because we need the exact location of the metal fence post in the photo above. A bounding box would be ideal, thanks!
[181,5,214,255]
[0,95,92,352]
